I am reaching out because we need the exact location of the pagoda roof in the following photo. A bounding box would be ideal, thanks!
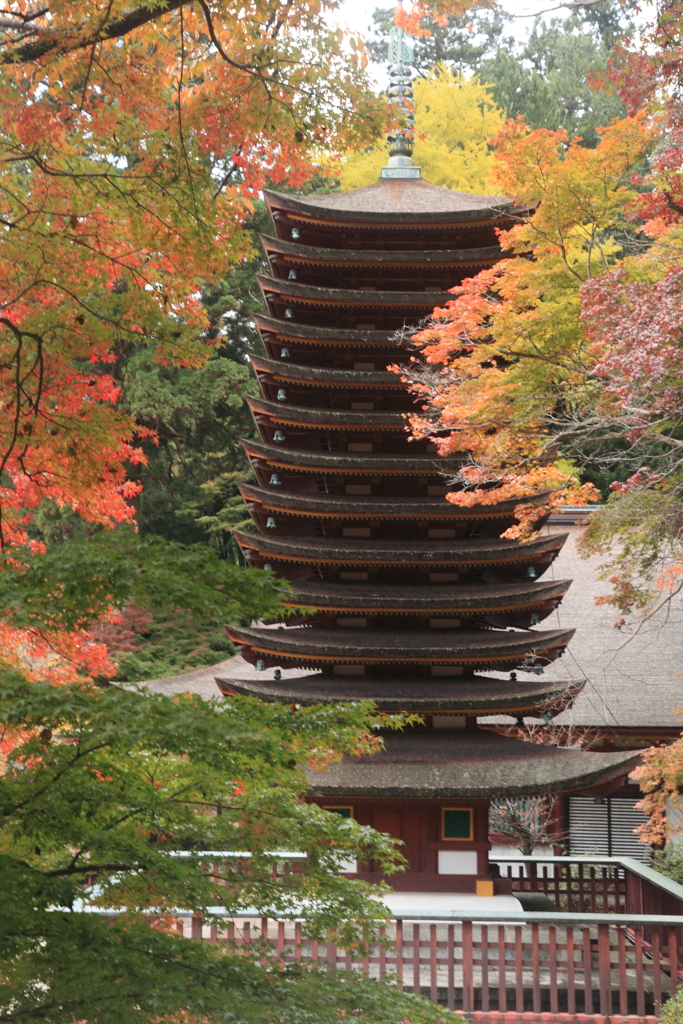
[240,483,552,522]
[247,395,407,430]
[234,530,566,567]
[282,578,571,614]
[226,623,574,668]
[304,728,639,799]
[264,181,513,226]
[254,315,400,347]
[243,439,462,476]
[216,674,584,715]
[257,275,453,310]
[261,235,502,268]
[250,354,402,388]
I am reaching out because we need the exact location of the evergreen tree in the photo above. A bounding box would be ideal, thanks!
[480,14,627,146]
[369,1,636,146]
[368,5,508,75]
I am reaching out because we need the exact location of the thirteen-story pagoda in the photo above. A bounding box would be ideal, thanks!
[221,42,639,896]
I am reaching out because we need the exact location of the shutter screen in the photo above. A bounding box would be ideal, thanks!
[568,797,609,856]
[609,798,647,861]
[569,796,648,860]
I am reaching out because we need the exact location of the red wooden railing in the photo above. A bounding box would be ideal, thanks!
[183,912,682,1019]
[493,855,683,917]
[165,854,683,1021]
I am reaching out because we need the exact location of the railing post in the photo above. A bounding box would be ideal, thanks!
[462,920,474,1012]
[597,922,612,1016]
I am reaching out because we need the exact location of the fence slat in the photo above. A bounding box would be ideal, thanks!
[618,925,629,1016]
[669,925,680,996]
[481,924,490,1013]
[462,920,473,1012]
[582,926,593,1014]
[515,925,524,1013]
[412,923,420,996]
[549,925,558,1015]
[652,928,663,1013]
[498,925,507,1012]
[429,924,438,1005]
[531,922,541,1014]
[447,924,455,1011]
[598,923,612,1016]
[396,920,403,990]
[635,927,646,1018]
[566,927,575,1015]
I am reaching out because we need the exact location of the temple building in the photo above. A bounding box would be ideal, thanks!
[219,39,642,898]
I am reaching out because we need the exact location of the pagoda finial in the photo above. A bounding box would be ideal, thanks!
[381,26,421,180]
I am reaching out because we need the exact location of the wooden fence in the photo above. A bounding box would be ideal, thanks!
[182,912,683,1018]
[493,855,683,918]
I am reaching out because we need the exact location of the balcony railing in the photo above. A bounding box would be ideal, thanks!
[171,854,683,1022]
[182,909,681,1019]
[493,854,683,917]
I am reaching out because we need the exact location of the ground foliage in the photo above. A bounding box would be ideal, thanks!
[0,525,288,681]
[0,671,457,1024]
[90,601,236,682]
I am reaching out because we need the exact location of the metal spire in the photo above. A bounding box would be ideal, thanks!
[381,26,421,180]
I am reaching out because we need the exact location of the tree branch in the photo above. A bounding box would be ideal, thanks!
[1,0,187,64]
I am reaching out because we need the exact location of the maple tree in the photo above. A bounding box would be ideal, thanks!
[0,0,388,682]
[631,717,683,847]
[0,671,457,1024]
[339,67,504,193]
[393,113,653,539]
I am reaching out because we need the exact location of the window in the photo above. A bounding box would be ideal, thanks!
[568,796,648,861]
[323,806,353,819]
[442,808,473,840]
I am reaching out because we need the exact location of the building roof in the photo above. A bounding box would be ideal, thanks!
[226,623,574,669]
[250,354,402,388]
[216,673,583,715]
[247,396,407,430]
[253,314,400,347]
[502,524,683,732]
[257,275,454,310]
[304,727,639,799]
[261,235,502,268]
[234,528,566,568]
[282,578,571,615]
[243,439,463,476]
[263,181,513,225]
[239,482,552,523]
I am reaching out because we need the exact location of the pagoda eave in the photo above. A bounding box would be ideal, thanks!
[257,275,454,309]
[304,729,640,799]
[247,396,407,430]
[263,184,515,226]
[239,484,554,522]
[254,315,398,347]
[226,624,575,668]
[234,529,566,568]
[251,364,402,390]
[216,674,584,715]
[243,440,463,476]
[260,234,503,268]
[281,579,571,614]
